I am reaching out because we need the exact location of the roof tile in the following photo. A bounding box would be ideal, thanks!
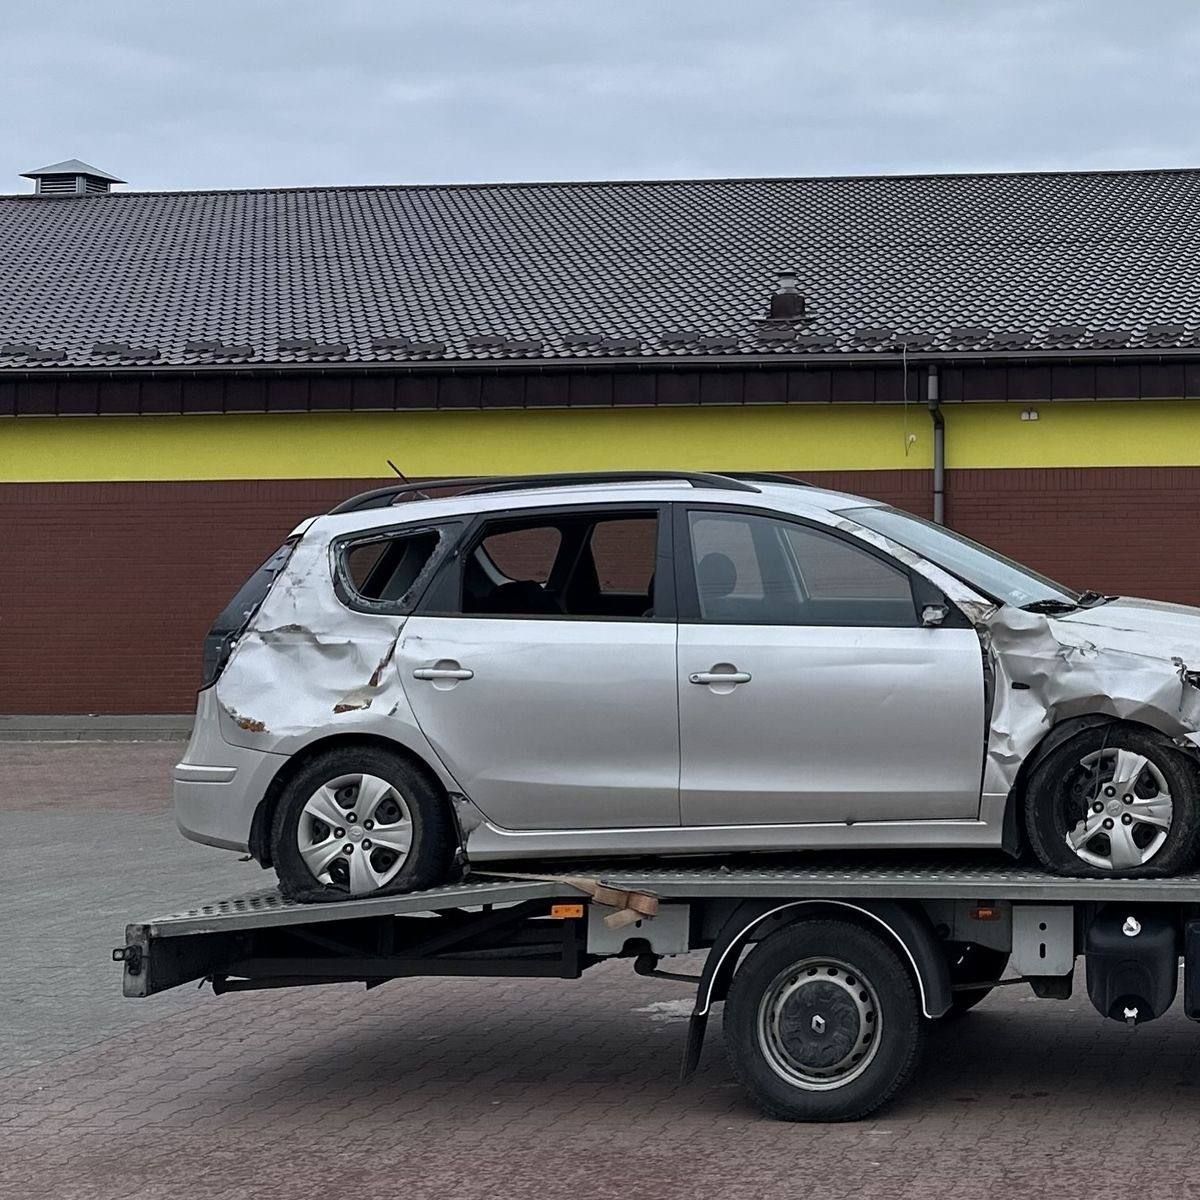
[2,169,1200,368]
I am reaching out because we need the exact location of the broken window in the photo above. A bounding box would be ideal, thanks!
[448,508,660,618]
[340,528,442,606]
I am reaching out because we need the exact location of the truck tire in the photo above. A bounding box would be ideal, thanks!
[270,745,456,902]
[723,919,924,1122]
[1024,725,1200,878]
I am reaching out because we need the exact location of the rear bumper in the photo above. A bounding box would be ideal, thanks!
[173,689,287,854]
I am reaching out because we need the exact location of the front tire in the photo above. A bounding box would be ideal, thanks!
[723,919,924,1122]
[270,746,456,902]
[1024,725,1200,878]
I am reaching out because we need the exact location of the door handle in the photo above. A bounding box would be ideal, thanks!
[413,666,474,682]
[689,671,751,685]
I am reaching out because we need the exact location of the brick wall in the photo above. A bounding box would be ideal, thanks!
[2,467,1195,714]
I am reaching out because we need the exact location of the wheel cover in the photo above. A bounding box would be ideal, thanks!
[1063,747,1173,871]
[296,772,413,895]
[756,958,882,1091]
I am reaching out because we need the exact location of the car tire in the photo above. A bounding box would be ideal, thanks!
[723,919,924,1122]
[270,746,456,902]
[1024,724,1200,878]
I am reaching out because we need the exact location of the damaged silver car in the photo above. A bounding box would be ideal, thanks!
[174,471,1200,901]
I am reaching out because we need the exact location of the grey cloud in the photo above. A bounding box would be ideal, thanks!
[2,0,1199,190]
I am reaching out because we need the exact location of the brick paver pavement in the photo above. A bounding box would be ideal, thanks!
[4,743,1200,1199]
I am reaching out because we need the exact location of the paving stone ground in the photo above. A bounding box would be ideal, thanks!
[4,742,1200,1199]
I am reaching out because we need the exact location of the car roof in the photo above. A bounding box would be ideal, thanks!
[311,475,886,539]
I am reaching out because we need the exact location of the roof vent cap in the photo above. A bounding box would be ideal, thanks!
[20,159,125,196]
[767,269,806,322]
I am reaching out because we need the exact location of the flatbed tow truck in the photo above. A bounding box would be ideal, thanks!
[115,854,1200,1121]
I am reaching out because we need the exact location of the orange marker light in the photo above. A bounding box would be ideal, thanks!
[969,906,1002,921]
[550,903,586,919]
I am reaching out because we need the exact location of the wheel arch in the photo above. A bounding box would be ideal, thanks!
[698,899,952,1021]
[680,898,950,1082]
[1003,713,1200,843]
[248,732,456,867]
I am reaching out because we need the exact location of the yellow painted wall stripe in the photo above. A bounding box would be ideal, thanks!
[4,401,1200,483]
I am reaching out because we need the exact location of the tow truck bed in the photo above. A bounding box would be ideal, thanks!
[116,854,1200,1121]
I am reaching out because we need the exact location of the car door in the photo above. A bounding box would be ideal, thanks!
[396,503,680,830]
[675,504,986,827]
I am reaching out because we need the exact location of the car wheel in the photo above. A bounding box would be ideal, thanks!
[1024,725,1200,878]
[723,919,924,1122]
[270,746,456,902]
[945,943,1010,1015]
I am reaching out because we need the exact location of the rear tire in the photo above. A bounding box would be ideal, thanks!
[723,919,924,1122]
[270,746,456,902]
[1024,725,1200,878]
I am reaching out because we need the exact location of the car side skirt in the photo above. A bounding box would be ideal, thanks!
[462,791,1010,860]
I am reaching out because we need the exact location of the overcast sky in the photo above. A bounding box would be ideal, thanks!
[4,0,1199,192]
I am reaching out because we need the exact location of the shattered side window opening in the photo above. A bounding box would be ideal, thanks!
[839,505,1079,609]
[338,528,444,609]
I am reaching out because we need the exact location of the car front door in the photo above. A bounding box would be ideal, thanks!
[675,505,986,827]
[396,503,680,830]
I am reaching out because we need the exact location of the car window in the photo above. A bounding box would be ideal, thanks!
[455,509,659,619]
[687,510,916,626]
[479,526,562,584]
[690,514,764,599]
[840,504,1078,608]
[781,524,914,604]
[341,528,442,604]
[590,517,656,593]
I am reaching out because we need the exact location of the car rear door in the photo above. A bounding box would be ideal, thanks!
[396,503,680,830]
[674,504,986,827]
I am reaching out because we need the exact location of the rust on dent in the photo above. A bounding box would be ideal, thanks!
[225,706,268,733]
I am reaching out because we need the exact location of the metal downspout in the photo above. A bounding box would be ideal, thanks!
[928,365,945,525]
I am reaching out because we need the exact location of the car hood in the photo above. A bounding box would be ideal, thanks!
[1053,597,1200,661]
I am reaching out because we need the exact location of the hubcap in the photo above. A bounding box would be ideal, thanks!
[1064,748,1173,870]
[757,959,881,1091]
[296,773,412,894]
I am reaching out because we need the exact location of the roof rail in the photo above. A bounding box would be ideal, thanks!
[329,471,759,514]
[726,472,813,487]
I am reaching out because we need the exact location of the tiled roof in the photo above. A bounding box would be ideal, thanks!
[2,168,1200,370]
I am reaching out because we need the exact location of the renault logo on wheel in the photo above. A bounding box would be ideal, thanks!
[810,1013,826,1035]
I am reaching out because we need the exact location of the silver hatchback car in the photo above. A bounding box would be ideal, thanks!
[175,471,1200,900]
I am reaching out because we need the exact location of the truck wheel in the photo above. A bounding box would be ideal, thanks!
[946,944,1010,1015]
[1024,726,1200,878]
[270,746,456,902]
[723,919,924,1122]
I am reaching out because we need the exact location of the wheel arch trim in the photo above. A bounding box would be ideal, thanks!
[247,730,457,866]
[695,899,952,1021]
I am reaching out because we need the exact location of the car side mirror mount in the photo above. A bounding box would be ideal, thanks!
[912,575,952,627]
[921,603,949,627]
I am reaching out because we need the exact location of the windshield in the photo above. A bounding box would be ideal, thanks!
[838,505,1080,608]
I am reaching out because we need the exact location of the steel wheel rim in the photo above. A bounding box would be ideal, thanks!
[296,772,413,894]
[756,958,882,1091]
[1064,748,1173,871]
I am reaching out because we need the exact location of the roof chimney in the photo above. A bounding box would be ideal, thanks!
[21,159,125,196]
[768,269,805,321]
